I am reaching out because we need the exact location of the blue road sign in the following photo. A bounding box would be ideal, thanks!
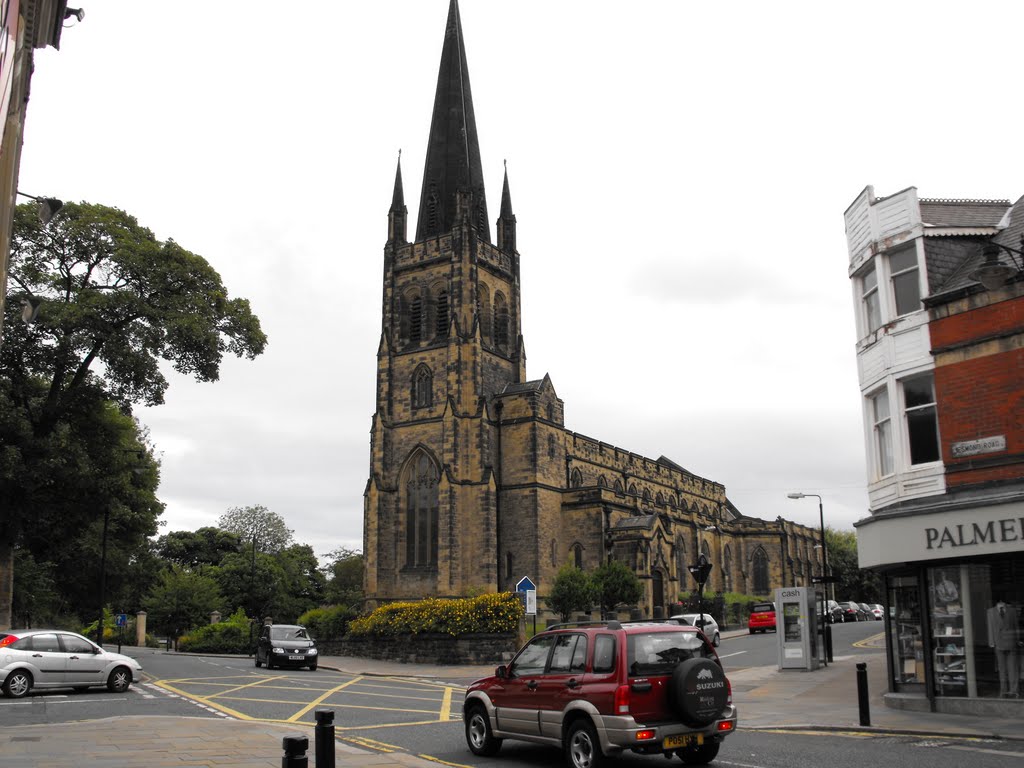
[115,613,128,627]
[515,576,536,593]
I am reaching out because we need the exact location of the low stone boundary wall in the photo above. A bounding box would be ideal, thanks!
[318,632,518,665]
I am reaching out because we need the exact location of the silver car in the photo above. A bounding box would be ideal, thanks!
[0,629,143,698]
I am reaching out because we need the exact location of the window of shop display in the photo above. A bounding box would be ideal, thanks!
[928,560,1024,699]
[890,574,924,691]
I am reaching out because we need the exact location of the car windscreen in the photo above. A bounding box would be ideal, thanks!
[270,627,308,641]
[626,630,712,676]
[751,603,774,613]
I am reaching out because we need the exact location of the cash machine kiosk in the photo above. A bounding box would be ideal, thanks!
[776,586,818,671]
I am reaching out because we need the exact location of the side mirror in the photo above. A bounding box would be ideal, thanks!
[495,665,508,679]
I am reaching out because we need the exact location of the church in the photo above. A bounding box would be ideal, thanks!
[363,0,819,615]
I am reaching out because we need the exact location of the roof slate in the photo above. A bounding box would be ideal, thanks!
[919,199,1010,228]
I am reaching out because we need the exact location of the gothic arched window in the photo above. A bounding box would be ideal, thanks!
[435,290,449,339]
[597,475,607,488]
[723,545,733,592]
[752,547,769,595]
[412,365,432,409]
[477,285,492,343]
[614,479,624,495]
[405,452,439,568]
[573,543,583,569]
[494,292,509,348]
[676,537,687,581]
[570,468,583,488]
[409,295,424,343]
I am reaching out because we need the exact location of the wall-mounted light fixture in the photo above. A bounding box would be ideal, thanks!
[16,191,64,225]
[970,235,1024,290]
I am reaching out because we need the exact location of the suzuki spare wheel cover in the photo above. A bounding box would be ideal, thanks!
[670,658,728,726]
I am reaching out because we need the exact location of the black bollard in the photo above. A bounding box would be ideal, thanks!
[315,708,336,768]
[282,734,309,768]
[856,662,871,726]
[824,623,834,663]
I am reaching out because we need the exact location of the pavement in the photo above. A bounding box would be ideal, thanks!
[2,628,1023,766]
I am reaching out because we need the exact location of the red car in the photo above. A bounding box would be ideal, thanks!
[464,619,738,767]
[747,602,777,634]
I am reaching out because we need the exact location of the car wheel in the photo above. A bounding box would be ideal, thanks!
[107,666,132,693]
[712,632,720,647]
[465,703,502,756]
[3,670,32,698]
[669,658,729,727]
[566,719,604,768]
[676,740,721,765]
[308,663,318,671]
[748,628,754,634]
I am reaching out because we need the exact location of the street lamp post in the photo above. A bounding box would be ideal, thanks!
[787,492,833,664]
[96,504,111,647]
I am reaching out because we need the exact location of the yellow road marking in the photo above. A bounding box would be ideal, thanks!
[416,755,473,768]
[206,675,289,700]
[345,735,404,752]
[152,679,256,720]
[287,677,363,722]
[852,633,885,648]
[440,687,454,721]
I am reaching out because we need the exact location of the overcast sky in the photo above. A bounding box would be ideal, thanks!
[15,1,1024,560]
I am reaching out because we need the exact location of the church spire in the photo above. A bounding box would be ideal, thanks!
[497,160,516,254]
[388,150,407,244]
[416,0,490,243]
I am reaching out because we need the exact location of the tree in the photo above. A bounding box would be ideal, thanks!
[592,560,643,614]
[155,527,241,571]
[213,549,287,624]
[217,505,292,554]
[548,564,595,622]
[0,201,267,627]
[275,544,326,620]
[322,546,364,607]
[143,565,222,647]
[826,527,882,603]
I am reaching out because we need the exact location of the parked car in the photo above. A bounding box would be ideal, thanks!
[254,624,318,670]
[836,601,862,622]
[0,629,142,698]
[748,601,777,633]
[464,619,737,767]
[869,604,884,620]
[670,613,721,647]
[818,599,843,624]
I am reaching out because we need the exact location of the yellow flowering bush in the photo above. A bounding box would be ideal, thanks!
[348,592,523,637]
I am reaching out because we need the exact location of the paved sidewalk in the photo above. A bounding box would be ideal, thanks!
[2,631,1023,766]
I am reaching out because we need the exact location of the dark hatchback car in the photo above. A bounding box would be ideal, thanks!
[254,624,318,670]
[836,602,862,622]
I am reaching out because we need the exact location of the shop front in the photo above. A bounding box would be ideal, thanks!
[857,498,1024,716]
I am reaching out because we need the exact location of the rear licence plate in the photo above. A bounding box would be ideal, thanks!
[664,734,703,750]
[289,655,304,660]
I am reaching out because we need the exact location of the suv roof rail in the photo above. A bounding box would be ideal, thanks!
[544,620,624,631]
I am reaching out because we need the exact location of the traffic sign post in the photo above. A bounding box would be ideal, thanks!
[115,613,128,653]
[687,555,713,631]
[516,576,537,635]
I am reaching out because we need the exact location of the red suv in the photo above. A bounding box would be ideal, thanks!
[463,620,737,767]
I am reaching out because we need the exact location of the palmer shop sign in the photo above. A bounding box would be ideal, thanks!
[857,501,1024,569]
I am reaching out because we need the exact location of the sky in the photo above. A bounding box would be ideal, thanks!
[14,1,1024,561]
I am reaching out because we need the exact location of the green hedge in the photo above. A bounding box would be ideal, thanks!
[298,605,356,641]
[178,609,252,653]
[348,592,523,638]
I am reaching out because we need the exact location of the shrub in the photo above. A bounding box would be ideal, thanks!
[348,592,523,638]
[178,608,252,654]
[298,605,356,641]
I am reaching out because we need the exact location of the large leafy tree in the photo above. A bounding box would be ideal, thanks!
[143,565,222,647]
[826,527,882,603]
[0,201,267,627]
[322,546,364,607]
[592,560,644,614]
[548,563,595,622]
[217,505,292,554]
[155,527,241,571]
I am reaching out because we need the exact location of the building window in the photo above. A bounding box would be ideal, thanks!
[597,475,607,488]
[570,468,583,488]
[506,551,514,581]
[723,545,733,592]
[613,479,624,495]
[405,453,439,567]
[494,292,509,348]
[861,262,881,334]
[752,548,769,595]
[435,291,449,338]
[477,286,492,343]
[412,365,433,409]
[870,388,893,477]
[551,539,558,567]
[548,434,556,459]
[889,247,920,317]
[904,373,940,465]
[572,544,583,569]
[675,537,686,581]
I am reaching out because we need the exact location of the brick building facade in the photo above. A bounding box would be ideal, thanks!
[363,0,819,615]
[845,185,1024,715]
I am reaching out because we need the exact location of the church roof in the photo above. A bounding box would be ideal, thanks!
[415,0,490,242]
[612,515,658,531]
[501,379,545,395]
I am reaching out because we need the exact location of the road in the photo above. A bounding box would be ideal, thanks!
[3,624,1024,767]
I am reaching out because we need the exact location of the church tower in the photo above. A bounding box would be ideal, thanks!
[364,0,526,601]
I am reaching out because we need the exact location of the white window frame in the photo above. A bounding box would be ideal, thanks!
[869,386,894,479]
[888,246,921,318]
[860,260,882,335]
[901,373,941,467]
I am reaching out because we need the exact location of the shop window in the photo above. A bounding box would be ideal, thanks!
[903,374,939,465]
[889,574,924,691]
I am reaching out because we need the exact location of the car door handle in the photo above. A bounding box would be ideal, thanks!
[565,678,579,689]
[32,653,43,657]
[526,680,538,690]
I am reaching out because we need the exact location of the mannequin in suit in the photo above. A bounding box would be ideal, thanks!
[987,601,1021,697]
